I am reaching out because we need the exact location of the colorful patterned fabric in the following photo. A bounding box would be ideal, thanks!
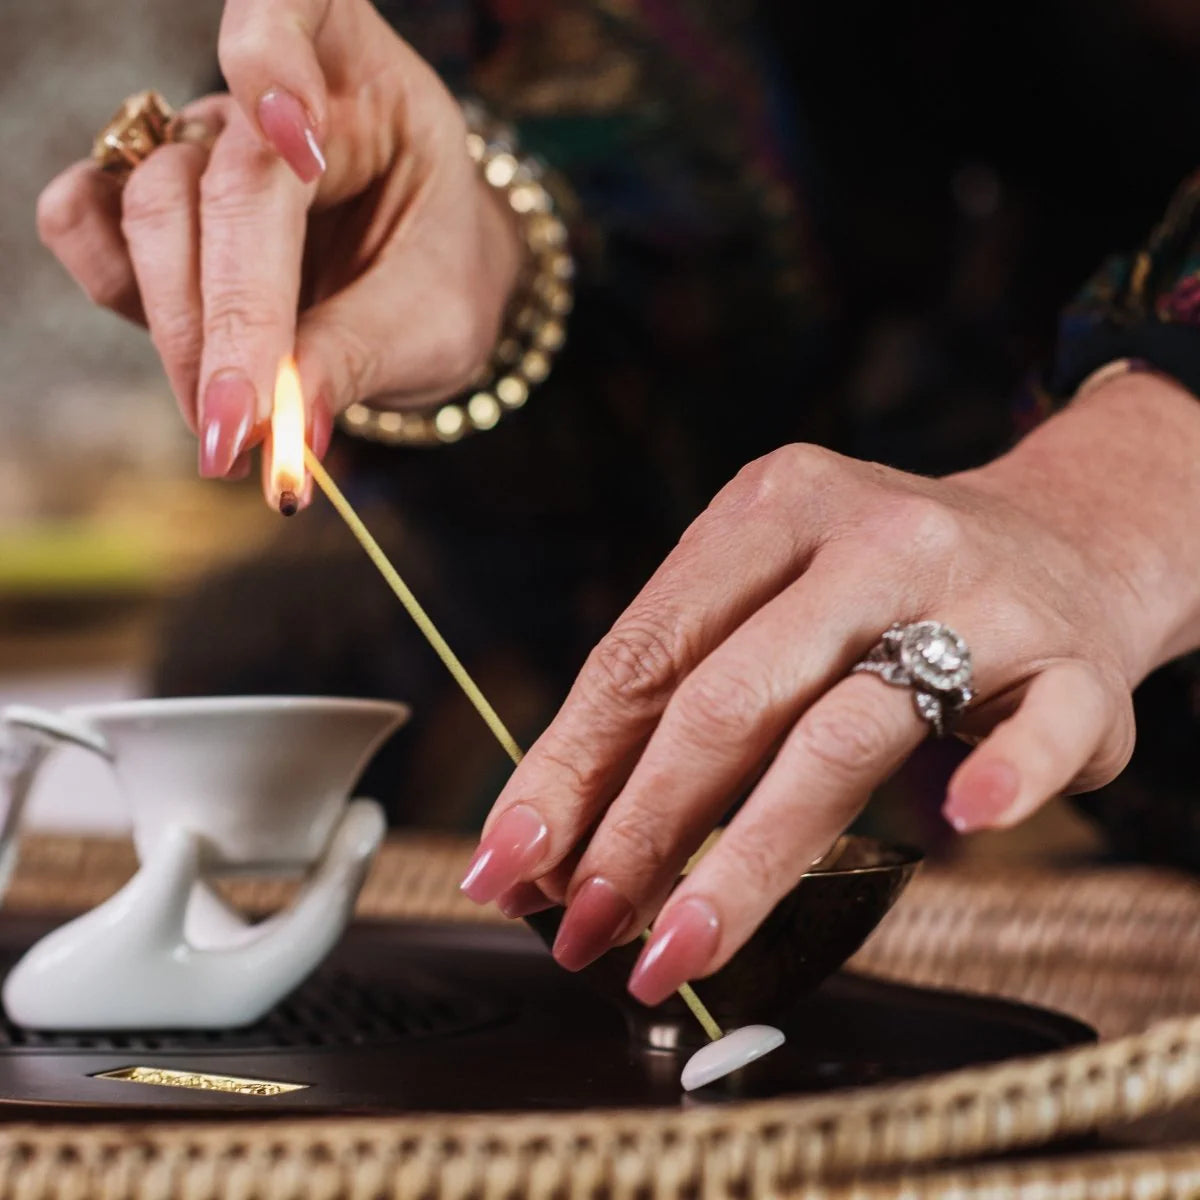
[1052,168,1200,403]
[162,1,1200,866]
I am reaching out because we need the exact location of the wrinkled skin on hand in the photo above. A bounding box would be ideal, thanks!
[465,374,1200,1004]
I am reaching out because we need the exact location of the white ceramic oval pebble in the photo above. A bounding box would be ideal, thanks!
[680,1024,786,1091]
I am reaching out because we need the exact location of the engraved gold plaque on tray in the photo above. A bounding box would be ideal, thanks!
[93,1066,308,1097]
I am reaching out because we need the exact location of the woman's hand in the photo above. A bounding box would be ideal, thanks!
[36,0,523,486]
[463,372,1200,1005]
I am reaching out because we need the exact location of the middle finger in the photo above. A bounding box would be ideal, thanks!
[123,142,210,431]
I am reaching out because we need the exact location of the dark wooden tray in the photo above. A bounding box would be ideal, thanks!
[0,916,1093,1116]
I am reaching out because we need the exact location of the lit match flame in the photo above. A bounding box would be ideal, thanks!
[270,357,307,515]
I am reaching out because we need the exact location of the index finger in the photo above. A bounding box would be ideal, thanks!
[197,110,310,479]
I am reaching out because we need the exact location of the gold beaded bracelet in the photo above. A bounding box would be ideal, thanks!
[339,102,575,447]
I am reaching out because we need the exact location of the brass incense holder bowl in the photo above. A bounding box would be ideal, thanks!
[525,835,922,1049]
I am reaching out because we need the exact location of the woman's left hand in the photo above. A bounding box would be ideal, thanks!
[461,372,1200,1005]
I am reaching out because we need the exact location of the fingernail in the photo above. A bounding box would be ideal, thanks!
[257,88,325,183]
[496,882,555,919]
[226,450,252,482]
[460,804,548,904]
[199,371,255,478]
[628,897,720,1006]
[553,877,635,971]
[943,761,1020,833]
[308,391,334,461]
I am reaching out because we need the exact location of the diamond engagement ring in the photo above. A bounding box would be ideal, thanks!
[852,621,975,737]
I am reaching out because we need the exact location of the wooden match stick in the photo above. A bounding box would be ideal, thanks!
[303,446,723,1043]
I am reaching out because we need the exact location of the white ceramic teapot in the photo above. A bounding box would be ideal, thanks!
[0,695,408,1030]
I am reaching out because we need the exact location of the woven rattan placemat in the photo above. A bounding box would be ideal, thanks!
[2,834,1199,1197]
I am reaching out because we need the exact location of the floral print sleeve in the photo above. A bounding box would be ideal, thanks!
[1050,169,1200,403]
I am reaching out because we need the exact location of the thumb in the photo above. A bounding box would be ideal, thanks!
[218,0,332,183]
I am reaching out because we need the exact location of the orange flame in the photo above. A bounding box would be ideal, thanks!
[269,357,307,509]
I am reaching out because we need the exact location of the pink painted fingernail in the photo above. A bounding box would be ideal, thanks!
[257,88,325,183]
[308,392,334,461]
[553,877,635,972]
[460,804,549,904]
[199,371,255,478]
[294,471,314,513]
[225,450,252,482]
[496,882,555,919]
[628,897,720,1006]
[943,761,1020,833]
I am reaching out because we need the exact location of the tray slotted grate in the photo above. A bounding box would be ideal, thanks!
[0,961,504,1053]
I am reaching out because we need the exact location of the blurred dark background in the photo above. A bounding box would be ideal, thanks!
[7,0,1200,865]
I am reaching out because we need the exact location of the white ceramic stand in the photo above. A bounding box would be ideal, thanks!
[0,697,407,1031]
[2,801,384,1029]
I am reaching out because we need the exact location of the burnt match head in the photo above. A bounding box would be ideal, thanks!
[278,490,299,517]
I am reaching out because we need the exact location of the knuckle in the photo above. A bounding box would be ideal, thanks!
[1098,698,1136,780]
[729,443,835,509]
[602,809,675,879]
[149,310,202,366]
[121,157,192,236]
[719,832,783,892]
[36,175,90,247]
[204,289,287,342]
[216,19,272,84]
[198,166,235,212]
[794,696,897,779]
[81,269,132,312]
[198,155,273,214]
[1051,662,1134,790]
[672,668,766,745]
[989,598,1045,651]
[321,318,382,407]
[528,739,607,804]
[880,495,965,559]
[588,618,681,709]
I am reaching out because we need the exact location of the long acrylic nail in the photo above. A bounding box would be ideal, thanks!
[628,897,720,1006]
[257,88,325,183]
[553,877,635,972]
[225,450,252,482]
[460,804,548,904]
[199,371,255,478]
[496,882,555,919]
[943,761,1020,832]
[308,391,334,461]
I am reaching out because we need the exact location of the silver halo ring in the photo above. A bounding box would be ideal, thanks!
[851,621,975,738]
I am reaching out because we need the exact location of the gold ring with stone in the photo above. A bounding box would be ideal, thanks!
[92,91,215,184]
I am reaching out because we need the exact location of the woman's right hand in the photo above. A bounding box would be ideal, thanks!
[37,0,524,487]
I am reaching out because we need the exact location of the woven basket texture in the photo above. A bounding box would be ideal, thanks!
[1,834,1199,1198]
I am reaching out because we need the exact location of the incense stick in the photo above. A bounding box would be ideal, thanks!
[304,446,723,1042]
[305,448,523,765]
